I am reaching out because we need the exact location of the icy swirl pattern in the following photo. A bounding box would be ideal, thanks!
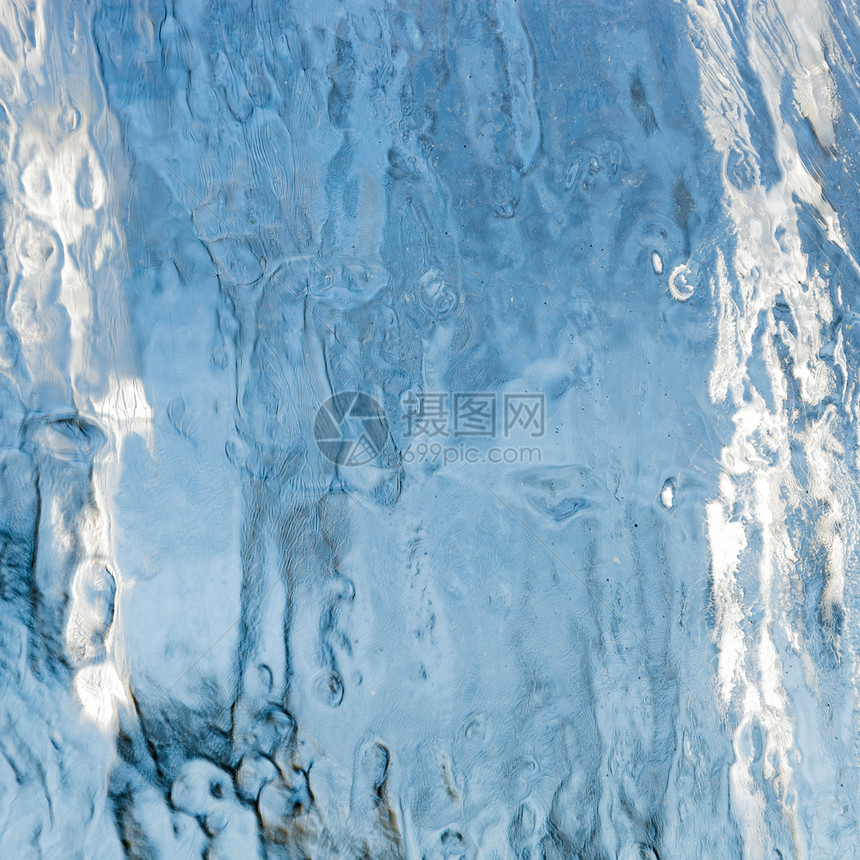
[0,0,859,857]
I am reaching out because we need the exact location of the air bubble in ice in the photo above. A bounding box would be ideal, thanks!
[315,670,345,707]
[661,478,675,508]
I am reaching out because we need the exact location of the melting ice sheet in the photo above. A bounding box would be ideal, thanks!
[1,0,859,857]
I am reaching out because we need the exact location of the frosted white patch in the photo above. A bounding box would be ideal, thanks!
[92,376,154,447]
[706,501,748,704]
[74,662,130,732]
[668,262,694,300]
[708,250,742,404]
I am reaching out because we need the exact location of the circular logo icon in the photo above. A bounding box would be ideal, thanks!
[313,391,389,467]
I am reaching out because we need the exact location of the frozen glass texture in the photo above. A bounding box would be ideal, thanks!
[0,0,858,857]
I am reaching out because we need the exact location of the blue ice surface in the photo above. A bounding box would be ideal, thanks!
[0,0,859,856]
